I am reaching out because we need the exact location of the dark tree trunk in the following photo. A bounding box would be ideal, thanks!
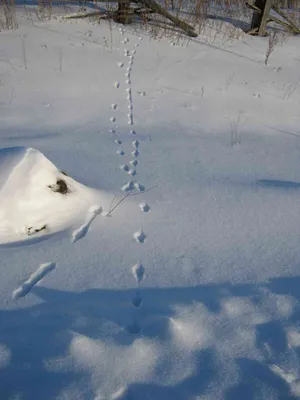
[250,0,273,35]
[115,0,131,23]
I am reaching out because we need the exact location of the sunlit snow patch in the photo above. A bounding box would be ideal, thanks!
[0,147,107,245]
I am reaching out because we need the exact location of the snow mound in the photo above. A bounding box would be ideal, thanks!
[0,147,105,245]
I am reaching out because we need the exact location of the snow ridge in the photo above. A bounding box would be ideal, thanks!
[12,262,56,299]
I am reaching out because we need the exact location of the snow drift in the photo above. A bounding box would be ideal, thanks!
[0,147,105,244]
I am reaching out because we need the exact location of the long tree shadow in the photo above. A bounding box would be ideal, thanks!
[0,283,251,399]
[225,358,298,400]
[0,276,300,399]
[122,348,216,400]
[207,13,250,31]
[0,305,80,400]
[268,276,300,300]
[257,179,300,189]
[256,321,289,361]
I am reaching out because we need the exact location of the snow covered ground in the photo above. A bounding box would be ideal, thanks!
[1,7,300,399]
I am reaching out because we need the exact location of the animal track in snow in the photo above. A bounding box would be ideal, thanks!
[130,159,138,167]
[72,206,102,243]
[109,129,115,134]
[114,82,120,89]
[133,230,146,243]
[139,202,151,212]
[121,181,134,192]
[118,35,151,336]
[134,182,145,192]
[110,116,116,123]
[128,169,136,176]
[117,150,125,156]
[13,262,56,299]
[117,62,124,68]
[131,263,145,322]
[114,140,122,145]
[132,262,145,283]
[111,104,117,110]
[132,291,142,307]
[127,320,141,335]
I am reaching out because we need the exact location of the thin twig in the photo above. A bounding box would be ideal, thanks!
[129,185,158,196]
[21,36,27,69]
[106,188,135,217]
[108,194,116,213]
[106,185,158,216]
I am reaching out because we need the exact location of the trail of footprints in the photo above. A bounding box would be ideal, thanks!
[111,30,151,334]
[13,33,151,306]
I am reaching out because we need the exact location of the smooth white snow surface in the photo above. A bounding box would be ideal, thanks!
[0,7,300,400]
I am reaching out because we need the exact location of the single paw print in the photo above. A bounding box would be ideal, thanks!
[133,230,146,243]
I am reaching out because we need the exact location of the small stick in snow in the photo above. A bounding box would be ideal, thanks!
[108,194,116,214]
[106,188,135,217]
[129,185,158,196]
[55,46,63,72]
[103,187,157,218]
[21,36,27,69]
